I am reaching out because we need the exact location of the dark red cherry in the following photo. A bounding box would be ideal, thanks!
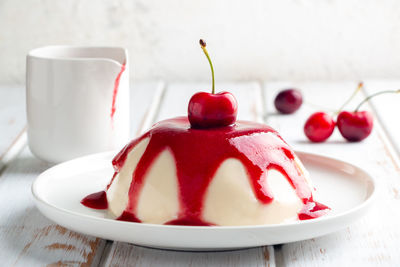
[188,91,238,128]
[335,88,399,142]
[337,111,373,142]
[304,112,335,142]
[274,89,303,114]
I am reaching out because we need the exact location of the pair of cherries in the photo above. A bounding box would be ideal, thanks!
[304,110,373,143]
[303,83,398,143]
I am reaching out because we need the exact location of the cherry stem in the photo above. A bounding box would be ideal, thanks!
[199,39,215,94]
[337,82,363,114]
[355,89,400,112]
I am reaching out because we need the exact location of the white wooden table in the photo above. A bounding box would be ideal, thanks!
[1,81,400,266]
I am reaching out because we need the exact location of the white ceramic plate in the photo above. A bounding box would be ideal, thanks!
[32,151,376,251]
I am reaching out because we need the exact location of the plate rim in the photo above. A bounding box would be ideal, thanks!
[31,150,378,231]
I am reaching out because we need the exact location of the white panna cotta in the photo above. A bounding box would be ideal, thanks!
[82,117,329,226]
[107,136,313,225]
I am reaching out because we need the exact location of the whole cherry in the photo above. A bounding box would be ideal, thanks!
[335,89,399,142]
[188,91,238,128]
[274,89,303,114]
[188,39,238,128]
[337,111,373,142]
[304,112,335,143]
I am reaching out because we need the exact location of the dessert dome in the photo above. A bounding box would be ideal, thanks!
[82,117,329,226]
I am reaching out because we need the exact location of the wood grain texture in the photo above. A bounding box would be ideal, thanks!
[104,82,275,267]
[0,83,160,266]
[0,148,106,267]
[264,81,400,267]
[105,243,273,267]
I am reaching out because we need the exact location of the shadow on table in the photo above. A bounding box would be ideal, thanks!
[2,154,54,175]
[295,140,349,145]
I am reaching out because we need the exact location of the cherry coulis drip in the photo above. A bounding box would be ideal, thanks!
[81,190,108,209]
[110,63,126,121]
[81,117,330,224]
[298,201,330,220]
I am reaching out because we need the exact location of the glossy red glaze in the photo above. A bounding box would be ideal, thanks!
[274,89,303,114]
[304,112,336,143]
[188,92,238,128]
[337,111,373,142]
[82,117,329,225]
[81,191,108,209]
[110,63,126,121]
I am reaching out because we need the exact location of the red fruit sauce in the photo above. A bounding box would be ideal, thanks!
[81,191,108,209]
[82,117,329,225]
[110,63,126,122]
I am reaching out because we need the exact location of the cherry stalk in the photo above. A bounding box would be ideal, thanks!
[200,39,215,94]
[354,89,400,112]
[337,82,364,113]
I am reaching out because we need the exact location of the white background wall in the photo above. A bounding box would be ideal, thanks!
[1,0,400,84]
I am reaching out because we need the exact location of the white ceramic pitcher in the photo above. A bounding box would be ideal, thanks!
[26,46,130,163]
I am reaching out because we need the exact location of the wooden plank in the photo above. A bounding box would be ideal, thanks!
[105,244,274,267]
[362,80,400,157]
[0,85,27,169]
[263,81,400,266]
[105,82,275,267]
[0,82,160,266]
